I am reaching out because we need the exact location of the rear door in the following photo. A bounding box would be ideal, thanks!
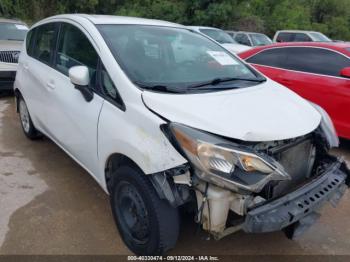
[282,47,350,138]
[18,23,59,133]
[45,22,104,176]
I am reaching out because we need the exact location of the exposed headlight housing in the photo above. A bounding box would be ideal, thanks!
[166,123,290,193]
[310,102,339,148]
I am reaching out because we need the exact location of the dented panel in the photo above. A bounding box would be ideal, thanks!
[142,79,321,142]
[97,99,187,191]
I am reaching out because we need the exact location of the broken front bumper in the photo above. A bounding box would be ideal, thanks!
[243,160,350,234]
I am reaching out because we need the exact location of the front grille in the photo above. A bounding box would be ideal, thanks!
[272,139,316,197]
[0,51,20,64]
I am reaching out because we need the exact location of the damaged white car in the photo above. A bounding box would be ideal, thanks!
[14,14,350,255]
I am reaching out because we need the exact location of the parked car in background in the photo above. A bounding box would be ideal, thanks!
[239,42,350,139]
[0,18,28,93]
[188,26,251,53]
[273,30,332,43]
[15,14,350,256]
[232,31,272,47]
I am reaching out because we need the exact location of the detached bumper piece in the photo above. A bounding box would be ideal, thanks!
[243,160,349,236]
[0,71,16,90]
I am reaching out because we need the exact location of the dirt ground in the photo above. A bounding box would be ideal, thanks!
[1,95,350,256]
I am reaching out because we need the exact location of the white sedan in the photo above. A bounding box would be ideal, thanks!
[188,26,252,53]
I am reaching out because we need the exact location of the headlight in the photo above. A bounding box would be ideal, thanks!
[310,102,339,148]
[167,123,290,192]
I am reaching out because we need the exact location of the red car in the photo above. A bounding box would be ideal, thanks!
[239,42,350,139]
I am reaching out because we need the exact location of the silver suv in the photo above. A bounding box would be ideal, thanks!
[0,18,28,92]
[273,30,332,43]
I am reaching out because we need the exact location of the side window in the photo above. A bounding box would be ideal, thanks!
[26,29,35,56]
[32,23,56,64]
[100,65,124,109]
[240,34,251,46]
[276,33,292,42]
[246,48,289,68]
[234,33,241,41]
[293,33,311,42]
[234,34,245,44]
[55,23,98,82]
[286,47,350,76]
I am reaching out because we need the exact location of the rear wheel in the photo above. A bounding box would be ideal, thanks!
[110,166,180,255]
[18,96,40,140]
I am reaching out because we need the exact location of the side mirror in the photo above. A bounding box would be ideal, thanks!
[340,67,350,79]
[69,66,94,102]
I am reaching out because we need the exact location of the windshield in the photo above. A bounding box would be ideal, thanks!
[199,28,236,44]
[250,33,272,46]
[309,32,331,42]
[0,22,28,41]
[98,25,260,92]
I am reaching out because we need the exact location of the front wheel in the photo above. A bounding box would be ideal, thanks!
[110,166,180,255]
[18,96,40,140]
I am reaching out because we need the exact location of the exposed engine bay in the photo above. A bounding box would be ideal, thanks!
[152,125,350,240]
[193,129,349,239]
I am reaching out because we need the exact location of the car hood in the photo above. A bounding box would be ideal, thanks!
[142,80,322,142]
[222,43,251,53]
[0,40,23,51]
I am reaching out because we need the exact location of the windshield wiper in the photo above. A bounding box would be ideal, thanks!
[134,81,183,93]
[187,77,266,89]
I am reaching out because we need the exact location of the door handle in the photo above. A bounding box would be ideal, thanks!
[46,81,55,90]
[23,63,29,70]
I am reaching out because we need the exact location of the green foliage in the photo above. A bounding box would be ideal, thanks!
[115,0,188,24]
[266,0,312,35]
[0,0,350,40]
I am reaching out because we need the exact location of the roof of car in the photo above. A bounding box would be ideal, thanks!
[0,18,26,24]
[235,31,266,35]
[187,26,221,31]
[238,42,350,58]
[37,14,184,28]
[276,30,323,34]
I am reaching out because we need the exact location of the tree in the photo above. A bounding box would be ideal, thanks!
[0,0,349,40]
[115,0,187,24]
[265,0,312,36]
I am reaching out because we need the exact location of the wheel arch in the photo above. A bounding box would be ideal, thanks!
[104,153,143,194]
[14,88,21,112]
[104,152,192,208]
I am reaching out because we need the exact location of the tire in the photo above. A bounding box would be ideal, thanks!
[18,96,40,140]
[110,166,180,255]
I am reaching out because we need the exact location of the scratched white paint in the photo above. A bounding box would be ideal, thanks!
[0,100,48,248]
